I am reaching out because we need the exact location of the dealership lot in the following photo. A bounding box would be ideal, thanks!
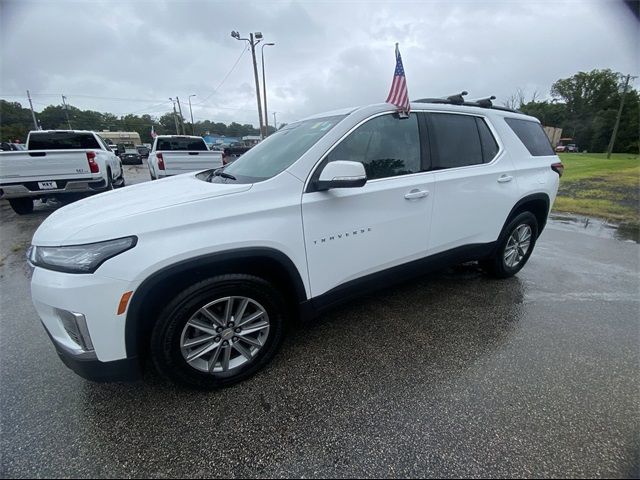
[0,164,638,478]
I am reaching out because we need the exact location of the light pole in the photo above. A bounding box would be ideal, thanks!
[261,42,275,136]
[188,94,196,135]
[231,30,266,138]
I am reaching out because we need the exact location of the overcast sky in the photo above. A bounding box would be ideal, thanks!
[1,0,638,127]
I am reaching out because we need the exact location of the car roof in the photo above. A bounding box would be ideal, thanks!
[155,135,203,139]
[299,101,540,124]
[30,130,97,134]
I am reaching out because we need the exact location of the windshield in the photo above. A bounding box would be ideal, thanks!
[215,115,346,183]
[156,137,208,151]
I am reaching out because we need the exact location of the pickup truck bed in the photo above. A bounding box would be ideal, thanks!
[0,130,124,215]
[161,151,223,176]
[0,150,107,197]
[149,135,223,179]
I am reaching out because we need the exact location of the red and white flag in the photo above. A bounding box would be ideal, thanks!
[151,125,157,138]
[385,43,410,113]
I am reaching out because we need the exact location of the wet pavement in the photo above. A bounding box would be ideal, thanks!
[0,164,638,478]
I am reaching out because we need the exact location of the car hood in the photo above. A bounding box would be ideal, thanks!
[33,173,252,245]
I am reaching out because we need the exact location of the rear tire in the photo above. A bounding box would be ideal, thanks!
[482,211,538,278]
[8,198,34,215]
[150,274,287,390]
[105,168,114,190]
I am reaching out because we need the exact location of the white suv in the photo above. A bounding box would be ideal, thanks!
[28,101,563,389]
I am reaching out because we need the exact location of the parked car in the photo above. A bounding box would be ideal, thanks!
[147,135,223,180]
[555,137,578,153]
[28,100,562,388]
[136,145,150,159]
[0,130,124,214]
[565,144,578,152]
[122,148,143,165]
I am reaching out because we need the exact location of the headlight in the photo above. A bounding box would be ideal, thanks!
[29,236,137,274]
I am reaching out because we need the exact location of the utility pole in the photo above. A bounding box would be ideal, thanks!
[273,112,277,131]
[261,42,275,136]
[188,95,196,135]
[169,98,180,134]
[231,30,266,139]
[26,90,39,130]
[176,96,186,135]
[61,94,72,129]
[249,34,265,139]
[606,74,634,159]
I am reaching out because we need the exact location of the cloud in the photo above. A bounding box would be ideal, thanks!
[1,0,638,127]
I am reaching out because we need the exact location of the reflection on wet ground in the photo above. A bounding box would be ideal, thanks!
[549,212,640,243]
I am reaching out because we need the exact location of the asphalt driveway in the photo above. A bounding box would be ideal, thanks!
[0,164,638,478]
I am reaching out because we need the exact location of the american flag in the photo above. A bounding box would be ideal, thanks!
[385,43,410,113]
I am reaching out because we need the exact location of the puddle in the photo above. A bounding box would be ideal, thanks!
[548,212,640,244]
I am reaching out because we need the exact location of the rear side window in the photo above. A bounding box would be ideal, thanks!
[429,113,483,169]
[505,118,554,156]
[156,137,208,151]
[326,113,421,180]
[28,132,100,150]
[476,118,499,162]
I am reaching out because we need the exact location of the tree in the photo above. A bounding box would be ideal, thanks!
[0,100,33,142]
[518,69,638,153]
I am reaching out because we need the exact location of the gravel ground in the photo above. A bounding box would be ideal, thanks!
[1,162,638,478]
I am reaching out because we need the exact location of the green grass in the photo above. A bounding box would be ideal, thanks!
[553,152,639,224]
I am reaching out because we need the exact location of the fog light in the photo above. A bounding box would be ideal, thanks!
[55,309,94,351]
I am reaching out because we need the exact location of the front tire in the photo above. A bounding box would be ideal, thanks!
[150,274,287,389]
[482,211,538,278]
[8,198,34,215]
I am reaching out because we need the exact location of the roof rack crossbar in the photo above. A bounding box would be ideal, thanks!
[412,93,521,114]
[469,95,496,108]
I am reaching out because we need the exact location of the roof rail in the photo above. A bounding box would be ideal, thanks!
[413,93,522,113]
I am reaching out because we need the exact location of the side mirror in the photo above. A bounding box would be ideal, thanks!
[316,161,367,191]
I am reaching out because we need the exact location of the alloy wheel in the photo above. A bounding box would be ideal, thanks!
[504,224,532,268]
[179,296,270,374]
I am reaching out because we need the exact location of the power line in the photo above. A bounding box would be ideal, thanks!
[194,45,249,106]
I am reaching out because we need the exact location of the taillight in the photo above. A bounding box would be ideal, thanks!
[551,162,564,177]
[86,151,99,173]
[157,153,165,170]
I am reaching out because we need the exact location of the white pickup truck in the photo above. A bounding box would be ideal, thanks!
[0,130,124,214]
[148,135,223,180]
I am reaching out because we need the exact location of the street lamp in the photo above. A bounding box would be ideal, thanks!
[231,30,266,139]
[261,42,275,136]
[188,94,196,135]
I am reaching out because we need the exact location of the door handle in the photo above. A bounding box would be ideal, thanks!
[497,175,513,183]
[404,189,429,200]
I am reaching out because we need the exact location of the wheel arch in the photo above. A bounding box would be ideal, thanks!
[124,247,307,359]
[503,193,550,238]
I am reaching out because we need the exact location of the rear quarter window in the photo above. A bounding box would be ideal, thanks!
[505,118,555,156]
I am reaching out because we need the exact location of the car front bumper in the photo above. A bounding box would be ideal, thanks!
[31,266,141,382]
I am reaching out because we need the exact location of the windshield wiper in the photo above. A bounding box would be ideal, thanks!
[212,168,237,181]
